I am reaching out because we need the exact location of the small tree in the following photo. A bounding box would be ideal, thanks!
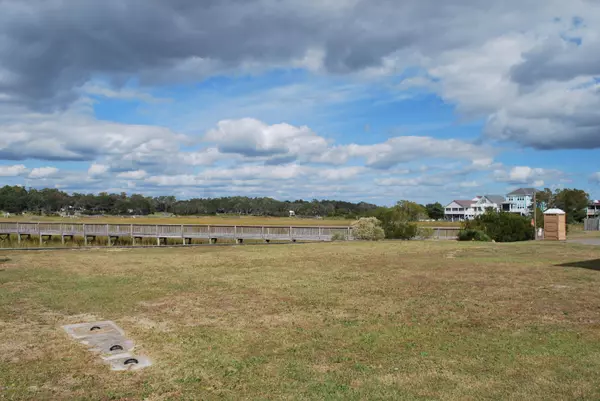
[464,210,534,242]
[425,202,445,220]
[352,217,385,241]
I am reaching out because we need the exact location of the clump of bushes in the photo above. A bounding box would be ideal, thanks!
[331,232,347,241]
[351,217,385,241]
[458,229,491,242]
[416,227,434,239]
[369,201,424,240]
[384,221,418,240]
[463,211,534,242]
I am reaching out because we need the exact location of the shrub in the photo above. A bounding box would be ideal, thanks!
[458,229,492,242]
[416,227,434,239]
[351,217,385,241]
[331,232,347,241]
[463,211,534,242]
[367,202,421,240]
[386,222,418,240]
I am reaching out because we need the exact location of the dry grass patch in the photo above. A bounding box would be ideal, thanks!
[1,241,600,400]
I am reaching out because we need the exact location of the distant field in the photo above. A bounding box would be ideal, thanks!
[1,241,600,399]
[0,215,354,227]
[0,215,461,227]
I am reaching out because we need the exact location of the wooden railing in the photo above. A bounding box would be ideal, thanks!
[0,222,354,243]
[0,222,461,245]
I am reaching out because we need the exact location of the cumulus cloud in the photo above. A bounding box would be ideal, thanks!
[28,167,59,179]
[344,137,494,169]
[0,164,27,177]
[203,119,493,168]
[0,0,597,151]
[205,118,328,161]
[0,104,185,162]
[116,170,148,180]
[493,166,564,187]
[88,163,109,177]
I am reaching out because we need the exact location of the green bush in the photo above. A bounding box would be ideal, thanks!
[367,202,422,240]
[416,227,434,239]
[385,221,418,240]
[458,229,492,242]
[351,217,385,241]
[331,232,347,241]
[463,211,534,242]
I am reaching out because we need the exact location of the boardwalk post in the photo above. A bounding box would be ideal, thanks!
[83,224,87,246]
[38,223,42,246]
[290,226,293,241]
[61,224,65,245]
[130,224,133,240]
[234,225,237,240]
[181,224,185,245]
[16,222,20,244]
[156,224,160,246]
[106,224,111,246]
[347,227,351,240]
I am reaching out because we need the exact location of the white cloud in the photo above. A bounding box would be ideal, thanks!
[590,172,600,184]
[82,83,172,104]
[344,136,494,169]
[203,119,493,169]
[0,164,27,177]
[28,167,59,179]
[205,118,329,161]
[117,170,148,180]
[493,166,564,186]
[0,101,186,163]
[88,163,109,177]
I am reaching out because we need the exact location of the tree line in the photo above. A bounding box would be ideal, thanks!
[0,185,591,223]
[0,186,381,218]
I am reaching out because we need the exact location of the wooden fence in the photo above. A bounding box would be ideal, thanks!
[584,218,600,231]
[0,222,460,246]
[0,222,355,244]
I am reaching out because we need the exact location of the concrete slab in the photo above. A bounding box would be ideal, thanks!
[63,321,125,339]
[82,334,135,356]
[103,353,152,371]
[62,321,151,371]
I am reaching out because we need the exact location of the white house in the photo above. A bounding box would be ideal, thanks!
[588,200,600,217]
[445,195,505,221]
[472,195,505,215]
[444,200,475,221]
[503,188,536,216]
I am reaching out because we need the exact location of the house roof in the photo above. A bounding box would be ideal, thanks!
[544,208,565,215]
[590,200,600,206]
[483,195,505,204]
[507,187,537,196]
[454,200,474,208]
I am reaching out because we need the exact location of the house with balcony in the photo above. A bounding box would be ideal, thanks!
[588,200,600,218]
[502,188,537,216]
[444,199,475,221]
[444,195,505,221]
[472,195,505,215]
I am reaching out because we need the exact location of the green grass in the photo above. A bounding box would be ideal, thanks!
[0,215,354,227]
[1,241,600,400]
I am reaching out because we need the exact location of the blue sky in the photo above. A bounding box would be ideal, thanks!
[0,0,599,206]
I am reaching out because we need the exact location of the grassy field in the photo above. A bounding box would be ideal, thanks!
[0,215,355,227]
[0,215,462,228]
[2,241,600,400]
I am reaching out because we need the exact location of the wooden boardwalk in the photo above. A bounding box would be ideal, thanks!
[0,222,354,245]
[0,222,460,246]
